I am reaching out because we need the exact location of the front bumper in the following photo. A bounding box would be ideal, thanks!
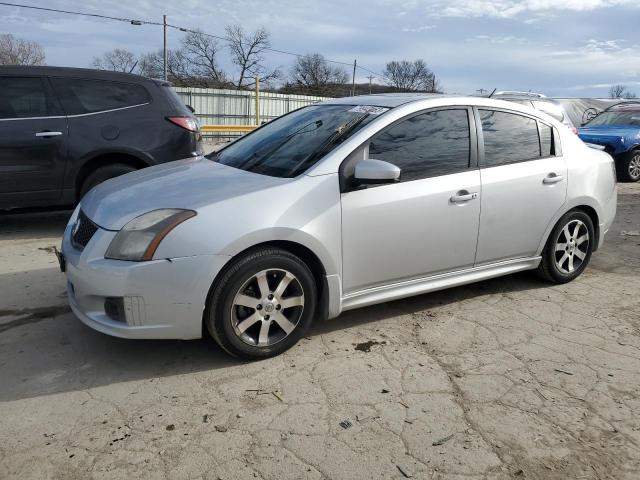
[61,213,230,340]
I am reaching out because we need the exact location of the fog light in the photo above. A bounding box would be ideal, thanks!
[104,297,126,323]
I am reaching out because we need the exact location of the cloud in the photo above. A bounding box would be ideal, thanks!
[432,0,638,18]
[401,25,436,32]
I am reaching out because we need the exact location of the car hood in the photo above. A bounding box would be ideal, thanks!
[81,157,290,230]
[578,125,640,151]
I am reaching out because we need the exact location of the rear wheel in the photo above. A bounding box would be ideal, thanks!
[79,163,137,199]
[537,210,594,283]
[205,248,317,359]
[618,150,640,182]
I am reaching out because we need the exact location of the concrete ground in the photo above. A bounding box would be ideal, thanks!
[1,184,639,480]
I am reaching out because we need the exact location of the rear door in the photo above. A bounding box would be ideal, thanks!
[0,76,68,206]
[341,107,481,293]
[475,108,567,264]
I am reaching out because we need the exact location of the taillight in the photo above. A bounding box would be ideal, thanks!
[167,116,200,132]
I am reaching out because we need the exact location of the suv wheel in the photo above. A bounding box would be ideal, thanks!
[205,248,317,360]
[537,210,595,284]
[79,164,137,199]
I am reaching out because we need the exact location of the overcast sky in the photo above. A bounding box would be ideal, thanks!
[1,0,639,97]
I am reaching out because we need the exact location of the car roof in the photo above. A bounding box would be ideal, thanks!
[322,93,449,108]
[606,101,640,112]
[0,65,165,85]
[320,94,555,116]
[493,94,560,105]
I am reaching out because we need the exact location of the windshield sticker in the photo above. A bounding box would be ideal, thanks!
[348,105,389,115]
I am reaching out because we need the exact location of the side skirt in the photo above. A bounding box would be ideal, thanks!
[339,257,541,313]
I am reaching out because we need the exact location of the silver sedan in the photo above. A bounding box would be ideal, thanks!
[60,95,617,359]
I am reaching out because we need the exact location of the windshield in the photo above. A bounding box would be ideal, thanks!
[586,111,640,127]
[209,104,386,177]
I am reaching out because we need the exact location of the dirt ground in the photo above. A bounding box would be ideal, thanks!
[1,184,639,480]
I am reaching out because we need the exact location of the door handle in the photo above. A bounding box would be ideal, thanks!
[35,131,62,137]
[450,190,478,203]
[543,173,564,185]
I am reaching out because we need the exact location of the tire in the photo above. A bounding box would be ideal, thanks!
[617,150,640,182]
[536,210,595,284]
[205,248,317,360]
[79,164,137,199]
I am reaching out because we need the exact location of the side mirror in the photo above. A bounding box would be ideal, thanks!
[353,159,400,185]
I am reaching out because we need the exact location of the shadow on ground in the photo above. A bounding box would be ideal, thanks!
[0,268,544,403]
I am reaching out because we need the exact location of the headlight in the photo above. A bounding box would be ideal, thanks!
[105,209,196,261]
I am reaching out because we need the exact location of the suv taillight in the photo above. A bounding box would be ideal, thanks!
[167,116,200,133]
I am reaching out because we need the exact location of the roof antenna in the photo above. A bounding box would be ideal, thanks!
[488,88,497,98]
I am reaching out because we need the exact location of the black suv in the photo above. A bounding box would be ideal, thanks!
[0,66,202,210]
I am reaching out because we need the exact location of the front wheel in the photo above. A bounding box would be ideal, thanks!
[536,210,595,284]
[205,248,317,360]
[617,150,640,182]
[79,163,137,199]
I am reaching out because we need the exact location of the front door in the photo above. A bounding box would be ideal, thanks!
[0,76,68,207]
[341,108,481,293]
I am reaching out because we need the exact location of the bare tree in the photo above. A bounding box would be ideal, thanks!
[181,30,227,86]
[609,84,637,99]
[0,34,45,65]
[383,59,440,92]
[92,48,137,73]
[225,25,280,88]
[138,49,193,85]
[288,53,348,95]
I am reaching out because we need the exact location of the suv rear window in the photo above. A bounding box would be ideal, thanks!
[51,78,151,115]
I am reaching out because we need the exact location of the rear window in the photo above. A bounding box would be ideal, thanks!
[480,110,541,166]
[532,100,565,122]
[162,85,192,115]
[51,78,151,115]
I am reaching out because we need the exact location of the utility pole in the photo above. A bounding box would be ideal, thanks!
[351,59,357,97]
[163,14,167,81]
[255,76,260,125]
[367,75,375,94]
[476,88,487,95]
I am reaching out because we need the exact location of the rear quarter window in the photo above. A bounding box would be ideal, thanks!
[51,78,151,115]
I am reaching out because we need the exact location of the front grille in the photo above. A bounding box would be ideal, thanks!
[72,210,99,250]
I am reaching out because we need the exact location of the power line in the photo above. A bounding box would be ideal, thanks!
[0,1,162,26]
[1,1,382,76]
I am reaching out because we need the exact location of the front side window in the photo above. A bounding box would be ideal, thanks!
[51,78,151,115]
[213,104,385,178]
[0,76,52,119]
[480,110,541,166]
[368,109,471,182]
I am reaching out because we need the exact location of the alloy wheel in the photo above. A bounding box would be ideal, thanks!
[554,219,589,274]
[629,153,640,181]
[230,269,305,347]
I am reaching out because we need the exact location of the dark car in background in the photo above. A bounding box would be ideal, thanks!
[0,66,202,210]
[578,101,640,182]
[493,91,577,133]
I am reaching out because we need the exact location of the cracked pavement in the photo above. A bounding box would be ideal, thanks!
[1,183,639,479]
